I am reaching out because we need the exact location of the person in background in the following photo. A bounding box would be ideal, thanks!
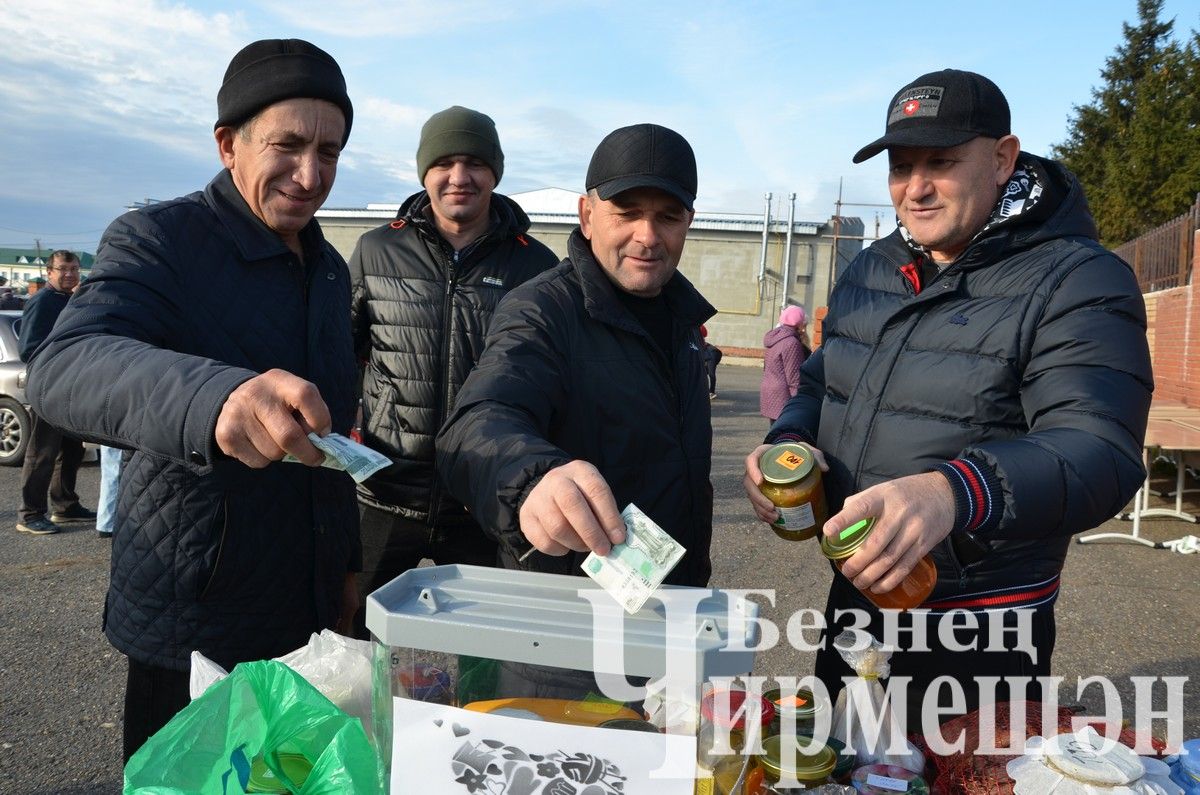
[347,106,556,638]
[743,69,1151,723]
[700,324,722,399]
[0,286,23,310]
[95,447,120,539]
[15,250,95,536]
[26,38,361,761]
[759,304,810,423]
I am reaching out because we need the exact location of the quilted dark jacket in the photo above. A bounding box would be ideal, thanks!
[773,154,1152,599]
[349,191,556,526]
[436,229,717,586]
[26,170,360,671]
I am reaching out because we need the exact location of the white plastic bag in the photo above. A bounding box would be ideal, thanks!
[829,628,924,773]
[189,629,376,740]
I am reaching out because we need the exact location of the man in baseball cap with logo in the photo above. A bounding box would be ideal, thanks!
[745,69,1151,726]
[439,122,716,591]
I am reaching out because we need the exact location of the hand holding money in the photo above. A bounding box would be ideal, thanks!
[582,504,686,614]
[517,460,626,556]
[283,432,390,483]
[215,369,330,468]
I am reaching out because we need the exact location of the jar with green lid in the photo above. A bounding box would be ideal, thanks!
[762,686,826,738]
[757,442,827,541]
[754,734,836,786]
[819,517,937,611]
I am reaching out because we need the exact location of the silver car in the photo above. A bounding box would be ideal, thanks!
[0,309,29,465]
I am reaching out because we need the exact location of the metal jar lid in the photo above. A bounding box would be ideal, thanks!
[819,516,876,561]
[759,442,815,485]
[756,734,837,782]
[762,687,824,721]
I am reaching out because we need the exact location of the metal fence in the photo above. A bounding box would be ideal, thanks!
[1115,196,1199,292]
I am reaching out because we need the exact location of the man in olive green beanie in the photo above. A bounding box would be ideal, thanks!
[416,105,505,185]
[346,106,557,638]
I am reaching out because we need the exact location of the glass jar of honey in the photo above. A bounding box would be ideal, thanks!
[819,517,937,610]
[754,734,836,788]
[757,443,827,541]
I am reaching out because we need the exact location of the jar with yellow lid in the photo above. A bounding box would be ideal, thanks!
[819,517,937,611]
[753,734,836,788]
[757,442,827,541]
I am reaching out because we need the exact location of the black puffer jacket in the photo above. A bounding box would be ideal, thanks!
[349,192,556,526]
[436,229,717,586]
[27,170,359,671]
[774,154,1152,599]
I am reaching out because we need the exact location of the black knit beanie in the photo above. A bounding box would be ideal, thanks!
[215,39,353,147]
[416,106,504,185]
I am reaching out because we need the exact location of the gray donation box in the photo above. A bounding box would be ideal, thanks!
[365,564,762,787]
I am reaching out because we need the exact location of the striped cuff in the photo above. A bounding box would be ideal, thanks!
[934,456,1002,535]
[764,430,816,446]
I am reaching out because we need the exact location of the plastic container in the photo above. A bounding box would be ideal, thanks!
[599,718,661,732]
[820,517,937,610]
[1170,737,1200,792]
[700,689,775,755]
[755,734,836,786]
[366,565,763,790]
[851,763,929,794]
[758,442,827,541]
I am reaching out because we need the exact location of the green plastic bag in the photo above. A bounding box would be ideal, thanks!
[124,659,383,794]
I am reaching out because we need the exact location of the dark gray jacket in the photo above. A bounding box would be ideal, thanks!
[349,192,556,526]
[18,285,70,362]
[437,230,717,586]
[773,155,1152,602]
[27,170,360,671]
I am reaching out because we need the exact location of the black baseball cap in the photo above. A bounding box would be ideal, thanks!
[586,123,697,210]
[852,69,1010,163]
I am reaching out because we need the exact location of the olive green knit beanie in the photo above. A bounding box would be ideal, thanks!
[416,106,504,185]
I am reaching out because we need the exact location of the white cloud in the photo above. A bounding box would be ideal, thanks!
[0,1,246,158]
[256,0,573,38]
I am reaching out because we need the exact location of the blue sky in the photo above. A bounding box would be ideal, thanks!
[2,1,1197,255]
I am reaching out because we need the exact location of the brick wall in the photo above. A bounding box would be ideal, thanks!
[1145,229,1199,406]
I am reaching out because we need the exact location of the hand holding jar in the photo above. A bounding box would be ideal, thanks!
[743,441,830,529]
[822,471,957,608]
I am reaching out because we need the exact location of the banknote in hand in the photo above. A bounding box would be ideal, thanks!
[282,432,390,484]
[582,504,686,614]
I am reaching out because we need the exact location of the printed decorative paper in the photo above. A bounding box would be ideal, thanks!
[391,697,697,794]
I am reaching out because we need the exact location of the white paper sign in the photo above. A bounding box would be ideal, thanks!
[391,697,697,794]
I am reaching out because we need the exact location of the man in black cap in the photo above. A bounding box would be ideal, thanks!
[28,38,360,760]
[744,69,1151,724]
[346,106,556,637]
[438,123,715,587]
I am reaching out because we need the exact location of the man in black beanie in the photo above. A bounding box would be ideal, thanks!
[347,106,557,637]
[28,38,361,761]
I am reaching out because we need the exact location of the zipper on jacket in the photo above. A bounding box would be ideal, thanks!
[428,247,459,528]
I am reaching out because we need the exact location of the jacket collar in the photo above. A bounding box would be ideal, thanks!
[567,228,715,332]
[203,169,327,262]
[398,190,532,243]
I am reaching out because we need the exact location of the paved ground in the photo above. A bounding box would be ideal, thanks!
[0,363,1196,794]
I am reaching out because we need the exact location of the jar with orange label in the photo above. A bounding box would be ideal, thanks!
[757,442,827,541]
[819,517,937,610]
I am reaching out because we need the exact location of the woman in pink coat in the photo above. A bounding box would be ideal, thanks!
[760,305,811,423]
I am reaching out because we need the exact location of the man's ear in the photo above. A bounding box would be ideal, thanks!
[994,134,1021,186]
[578,193,593,240]
[215,127,237,170]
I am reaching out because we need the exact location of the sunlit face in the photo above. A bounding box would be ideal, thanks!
[887,135,1019,263]
[216,98,345,252]
[578,188,693,298]
[47,257,81,293]
[423,155,497,230]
